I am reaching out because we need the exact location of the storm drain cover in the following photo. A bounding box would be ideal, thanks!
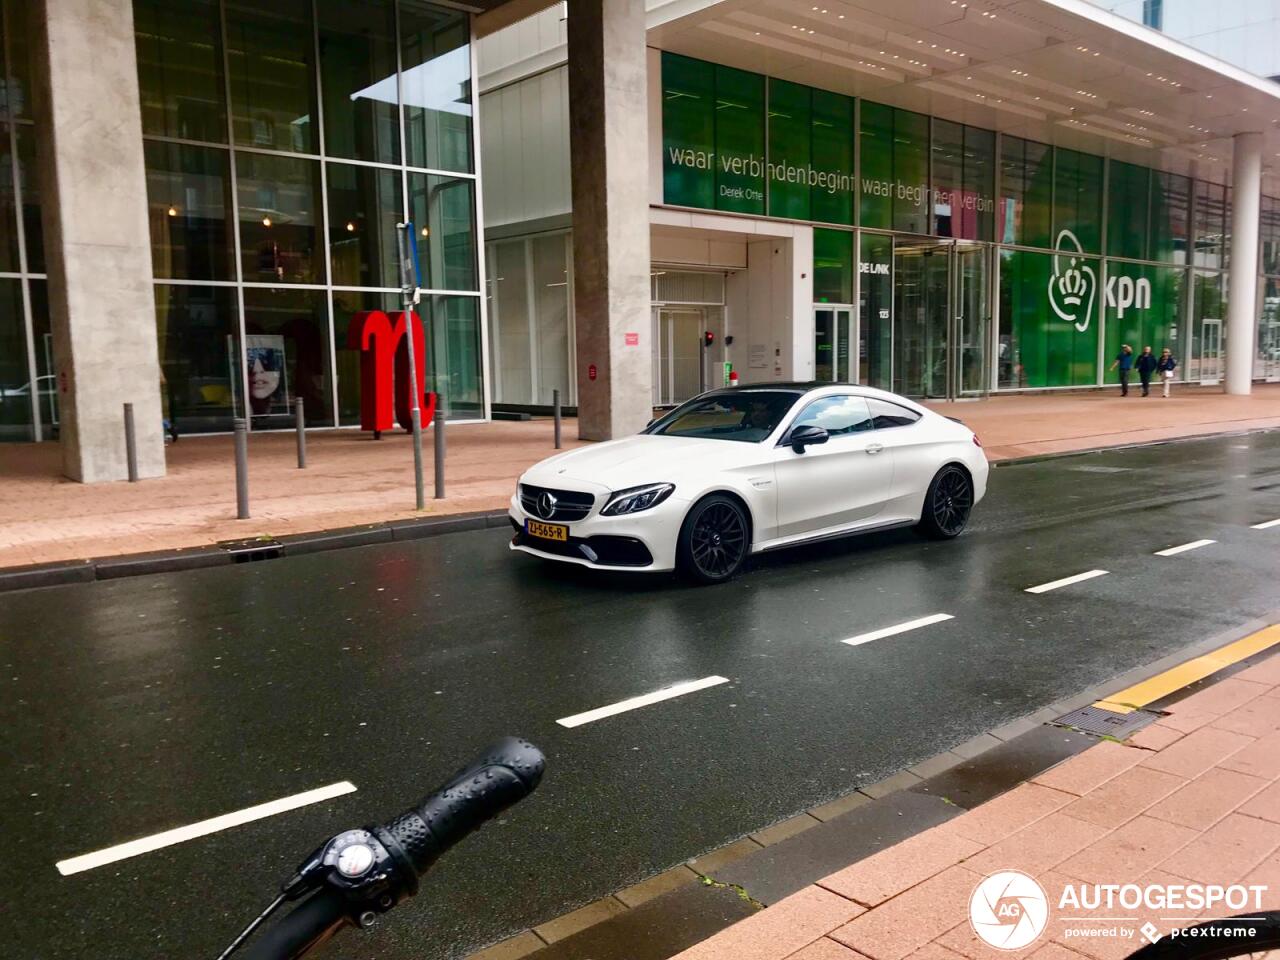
[1052,704,1161,739]
[218,537,284,562]
[1067,465,1132,474]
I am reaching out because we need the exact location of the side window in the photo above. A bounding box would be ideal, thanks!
[789,395,874,436]
[866,398,922,429]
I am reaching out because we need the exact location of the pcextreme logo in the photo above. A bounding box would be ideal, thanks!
[970,870,1050,950]
[1047,229,1097,333]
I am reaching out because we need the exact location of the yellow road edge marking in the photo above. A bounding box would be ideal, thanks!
[1094,625,1280,715]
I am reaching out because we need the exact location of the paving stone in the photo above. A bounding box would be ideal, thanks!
[1060,766,1187,827]
[819,826,984,907]
[830,865,982,960]
[1235,655,1280,686]
[1158,678,1272,733]
[1239,778,1280,823]
[1156,812,1280,884]
[785,938,870,960]
[534,897,628,944]
[943,782,1076,845]
[1217,729,1280,780]
[1210,694,1280,737]
[672,886,864,960]
[616,866,701,908]
[1139,726,1256,779]
[1032,741,1144,796]
[751,814,823,848]
[964,810,1110,876]
[1056,815,1199,884]
[1144,766,1269,829]
[1125,723,1184,752]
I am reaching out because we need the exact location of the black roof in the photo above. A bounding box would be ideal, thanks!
[703,381,824,395]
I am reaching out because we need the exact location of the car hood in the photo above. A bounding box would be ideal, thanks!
[521,434,766,494]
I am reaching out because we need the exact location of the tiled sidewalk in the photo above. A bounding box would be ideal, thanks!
[671,653,1280,960]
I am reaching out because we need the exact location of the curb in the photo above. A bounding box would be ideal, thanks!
[461,614,1280,960]
[0,510,512,594]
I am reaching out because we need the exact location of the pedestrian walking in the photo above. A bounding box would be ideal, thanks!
[1135,345,1158,397]
[1109,344,1135,396]
[1157,347,1178,397]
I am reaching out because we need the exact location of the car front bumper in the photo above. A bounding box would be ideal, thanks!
[507,493,687,572]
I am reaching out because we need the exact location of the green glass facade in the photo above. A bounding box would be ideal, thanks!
[658,51,1264,394]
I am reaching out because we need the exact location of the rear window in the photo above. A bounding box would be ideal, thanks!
[866,398,922,429]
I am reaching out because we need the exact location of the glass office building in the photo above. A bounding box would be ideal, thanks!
[0,0,484,441]
[659,51,1275,399]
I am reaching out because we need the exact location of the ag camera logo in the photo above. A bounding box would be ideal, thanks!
[970,870,1049,950]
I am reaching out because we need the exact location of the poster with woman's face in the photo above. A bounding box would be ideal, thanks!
[245,335,288,415]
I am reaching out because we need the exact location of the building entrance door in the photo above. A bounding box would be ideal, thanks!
[653,306,708,406]
[1198,317,1223,384]
[892,238,989,399]
[814,306,855,382]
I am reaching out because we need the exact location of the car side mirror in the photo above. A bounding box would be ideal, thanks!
[788,425,829,454]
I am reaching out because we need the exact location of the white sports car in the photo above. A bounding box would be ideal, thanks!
[509,382,989,584]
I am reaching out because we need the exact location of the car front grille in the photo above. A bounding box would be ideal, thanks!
[518,483,595,522]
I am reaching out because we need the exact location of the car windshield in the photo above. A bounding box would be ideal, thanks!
[646,391,799,443]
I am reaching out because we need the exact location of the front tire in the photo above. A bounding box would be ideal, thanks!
[916,465,973,540]
[677,495,750,584]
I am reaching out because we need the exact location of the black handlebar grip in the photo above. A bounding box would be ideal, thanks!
[375,737,545,892]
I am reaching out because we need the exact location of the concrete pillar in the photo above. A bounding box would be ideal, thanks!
[1226,131,1262,396]
[28,0,164,481]
[567,0,653,440]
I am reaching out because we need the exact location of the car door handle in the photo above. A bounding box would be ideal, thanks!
[864,442,884,455]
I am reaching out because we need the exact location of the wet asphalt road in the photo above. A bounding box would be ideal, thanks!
[3,430,1280,960]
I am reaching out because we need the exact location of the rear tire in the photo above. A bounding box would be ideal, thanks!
[677,495,750,585]
[915,465,973,540]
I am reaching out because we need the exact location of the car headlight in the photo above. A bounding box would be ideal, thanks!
[601,483,675,516]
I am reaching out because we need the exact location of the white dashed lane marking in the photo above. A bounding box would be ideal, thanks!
[1025,569,1110,594]
[1251,519,1280,530]
[842,613,954,647]
[556,676,730,728]
[1154,539,1217,557]
[56,781,357,876]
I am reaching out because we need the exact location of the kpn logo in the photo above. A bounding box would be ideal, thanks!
[970,870,1050,950]
[1047,229,1097,334]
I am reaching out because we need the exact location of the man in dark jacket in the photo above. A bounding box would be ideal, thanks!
[1135,345,1159,397]
[1109,344,1135,396]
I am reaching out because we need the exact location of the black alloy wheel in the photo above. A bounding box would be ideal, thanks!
[917,465,973,540]
[678,495,749,584]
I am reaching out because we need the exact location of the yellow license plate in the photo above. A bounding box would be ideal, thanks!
[526,519,568,542]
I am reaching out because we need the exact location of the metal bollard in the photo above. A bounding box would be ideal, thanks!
[553,389,562,450]
[234,418,250,519]
[294,398,306,469]
[123,403,138,482]
[433,396,446,499]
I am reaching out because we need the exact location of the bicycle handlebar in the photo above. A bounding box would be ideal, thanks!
[233,737,546,960]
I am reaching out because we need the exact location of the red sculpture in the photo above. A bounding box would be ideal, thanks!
[346,310,437,433]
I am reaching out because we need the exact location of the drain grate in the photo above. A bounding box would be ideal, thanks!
[1067,465,1132,474]
[219,537,284,563]
[1052,704,1161,739]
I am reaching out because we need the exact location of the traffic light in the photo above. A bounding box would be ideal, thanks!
[704,331,715,346]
